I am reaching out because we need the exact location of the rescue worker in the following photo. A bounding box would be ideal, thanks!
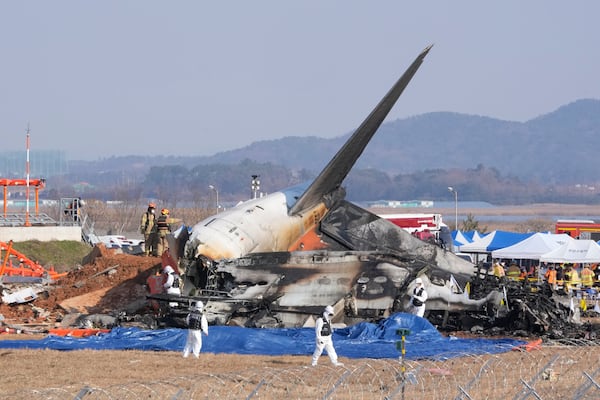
[183,301,209,358]
[163,265,181,308]
[64,197,84,223]
[506,263,521,280]
[140,202,156,256]
[311,305,343,367]
[545,265,557,291]
[155,208,172,257]
[569,265,581,290]
[556,264,565,289]
[493,262,506,278]
[410,277,428,317]
[581,265,594,288]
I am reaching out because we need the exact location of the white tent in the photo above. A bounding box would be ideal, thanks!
[491,233,573,260]
[539,239,600,263]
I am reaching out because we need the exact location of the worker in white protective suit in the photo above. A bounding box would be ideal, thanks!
[183,301,209,358]
[410,277,428,317]
[163,265,181,308]
[311,305,343,367]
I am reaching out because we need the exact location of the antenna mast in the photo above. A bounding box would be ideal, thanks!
[25,124,31,226]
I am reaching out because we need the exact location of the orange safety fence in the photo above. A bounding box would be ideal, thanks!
[0,240,67,281]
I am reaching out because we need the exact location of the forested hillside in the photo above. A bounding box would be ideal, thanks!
[61,99,600,205]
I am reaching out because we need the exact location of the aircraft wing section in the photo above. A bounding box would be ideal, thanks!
[289,45,433,215]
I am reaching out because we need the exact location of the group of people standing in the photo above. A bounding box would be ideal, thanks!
[140,202,177,257]
[492,260,599,292]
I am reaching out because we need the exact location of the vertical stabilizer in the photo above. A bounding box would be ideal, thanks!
[289,45,433,215]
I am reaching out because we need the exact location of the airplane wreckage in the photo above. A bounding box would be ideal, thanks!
[145,45,599,340]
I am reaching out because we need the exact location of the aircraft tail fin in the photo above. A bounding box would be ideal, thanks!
[289,45,433,215]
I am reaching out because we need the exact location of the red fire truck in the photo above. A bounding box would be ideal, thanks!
[378,213,454,247]
[555,220,600,241]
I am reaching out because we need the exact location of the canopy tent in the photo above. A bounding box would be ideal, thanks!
[539,239,600,263]
[462,230,484,242]
[491,233,574,260]
[452,230,472,249]
[460,230,535,253]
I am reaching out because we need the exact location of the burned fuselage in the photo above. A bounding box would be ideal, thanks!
[172,200,500,327]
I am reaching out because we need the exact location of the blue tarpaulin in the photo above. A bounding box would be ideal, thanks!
[0,313,525,360]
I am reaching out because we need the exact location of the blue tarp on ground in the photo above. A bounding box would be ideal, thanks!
[0,313,525,360]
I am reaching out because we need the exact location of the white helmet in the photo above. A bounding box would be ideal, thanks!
[324,305,334,316]
[415,277,423,285]
[193,301,204,312]
[164,265,174,274]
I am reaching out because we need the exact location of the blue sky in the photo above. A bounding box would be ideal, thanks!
[1,1,598,160]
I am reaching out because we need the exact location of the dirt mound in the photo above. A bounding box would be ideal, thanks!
[0,244,162,327]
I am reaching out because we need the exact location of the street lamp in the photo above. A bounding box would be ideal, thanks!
[251,175,260,199]
[448,186,458,230]
[208,184,219,214]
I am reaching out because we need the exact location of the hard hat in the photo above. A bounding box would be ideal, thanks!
[164,265,174,274]
[148,202,156,208]
[194,301,204,312]
[161,208,169,215]
[415,277,423,285]
[324,305,334,315]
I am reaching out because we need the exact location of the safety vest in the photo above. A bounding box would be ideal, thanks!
[506,265,520,279]
[412,287,425,306]
[493,264,505,277]
[581,268,594,287]
[545,269,557,285]
[570,269,581,286]
[188,311,203,330]
[156,214,170,232]
[320,318,332,336]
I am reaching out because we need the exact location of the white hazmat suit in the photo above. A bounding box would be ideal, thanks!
[163,265,181,307]
[311,305,343,366]
[410,278,428,317]
[183,301,209,358]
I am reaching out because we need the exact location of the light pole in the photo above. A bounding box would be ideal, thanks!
[208,184,219,214]
[448,186,458,230]
[251,175,260,199]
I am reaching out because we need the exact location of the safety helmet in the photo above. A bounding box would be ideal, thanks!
[194,301,204,312]
[161,208,169,215]
[164,265,174,274]
[415,277,423,285]
[148,202,156,208]
[324,305,334,316]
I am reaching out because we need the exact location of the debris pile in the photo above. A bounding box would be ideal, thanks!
[0,244,161,332]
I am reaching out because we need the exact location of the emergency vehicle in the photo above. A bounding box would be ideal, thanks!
[378,213,453,250]
[555,219,600,241]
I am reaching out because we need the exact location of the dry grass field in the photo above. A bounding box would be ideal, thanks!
[0,343,598,399]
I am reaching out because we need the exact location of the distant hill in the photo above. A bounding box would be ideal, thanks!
[195,98,600,184]
[64,99,600,204]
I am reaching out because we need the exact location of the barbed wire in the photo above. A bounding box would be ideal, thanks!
[8,345,600,400]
